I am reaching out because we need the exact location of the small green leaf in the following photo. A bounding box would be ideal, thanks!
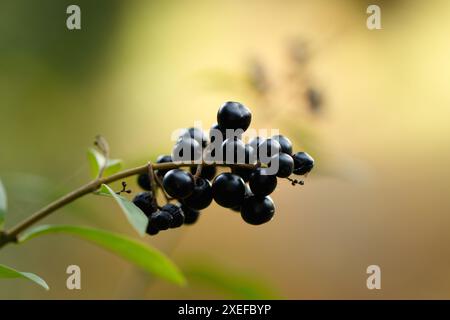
[0,179,7,229]
[19,225,185,286]
[0,263,49,290]
[100,184,148,236]
[87,148,123,178]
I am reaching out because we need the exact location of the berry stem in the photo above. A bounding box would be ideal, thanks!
[0,161,257,249]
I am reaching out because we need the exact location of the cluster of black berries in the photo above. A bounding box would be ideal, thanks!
[132,101,314,236]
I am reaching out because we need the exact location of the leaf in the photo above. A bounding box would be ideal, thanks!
[0,179,7,229]
[19,225,185,286]
[0,263,49,290]
[100,184,148,236]
[184,262,281,299]
[87,148,123,178]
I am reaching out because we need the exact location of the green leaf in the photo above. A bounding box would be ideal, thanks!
[0,263,49,290]
[19,225,185,286]
[100,184,148,236]
[87,148,123,178]
[0,179,7,229]
[184,262,280,299]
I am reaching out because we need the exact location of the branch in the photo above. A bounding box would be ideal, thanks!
[0,162,256,249]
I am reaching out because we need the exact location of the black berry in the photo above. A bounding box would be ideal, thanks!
[181,204,200,225]
[155,155,172,178]
[132,192,157,216]
[212,173,246,208]
[146,224,159,236]
[272,135,293,155]
[221,137,246,164]
[149,210,173,230]
[269,153,294,178]
[217,101,252,132]
[161,203,185,228]
[240,195,275,225]
[190,165,216,181]
[249,168,277,196]
[183,177,213,210]
[162,169,195,199]
[292,152,314,175]
[209,123,225,144]
[137,173,151,191]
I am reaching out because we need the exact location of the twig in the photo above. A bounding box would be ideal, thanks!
[0,161,257,249]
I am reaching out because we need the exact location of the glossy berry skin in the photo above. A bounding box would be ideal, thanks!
[137,173,152,191]
[221,138,246,164]
[272,135,293,155]
[183,178,213,210]
[258,138,281,161]
[217,101,252,132]
[249,136,265,160]
[269,153,294,178]
[231,166,253,182]
[180,127,208,148]
[155,155,172,178]
[249,168,277,196]
[149,210,173,230]
[292,152,314,175]
[162,169,195,199]
[209,123,225,144]
[146,224,159,236]
[132,192,157,216]
[161,203,185,228]
[190,165,216,181]
[241,196,275,225]
[181,204,200,225]
[212,173,246,208]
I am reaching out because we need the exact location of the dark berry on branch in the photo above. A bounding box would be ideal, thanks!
[292,152,314,175]
[161,203,185,228]
[162,169,195,199]
[209,123,225,144]
[155,155,172,178]
[249,168,277,196]
[149,210,173,230]
[137,173,151,191]
[217,101,252,132]
[190,165,216,181]
[180,127,209,148]
[183,177,213,210]
[272,134,293,155]
[241,195,275,225]
[146,224,159,236]
[132,192,157,216]
[181,204,200,225]
[269,153,294,178]
[173,137,202,162]
[221,137,246,164]
[212,173,246,208]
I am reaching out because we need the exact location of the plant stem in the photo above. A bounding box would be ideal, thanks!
[0,162,256,249]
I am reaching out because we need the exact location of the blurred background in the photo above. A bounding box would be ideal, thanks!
[1,0,450,299]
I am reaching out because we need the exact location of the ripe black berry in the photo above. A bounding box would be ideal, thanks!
[183,177,213,210]
[160,203,185,228]
[249,168,277,196]
[146,224,159,236]
[241,195,275,225]
[221,137,246,164]
[292,152,314,175]
[209,123,225,144]
[272,135,293,155]
[137,173,151,191]
[217,101,252,132]
[149,210,173,230]
[172,137,202,162]
[155,155,172,178]
[258,138,281,161]
[181,204,200,225]
[132,192,157,216]
[189,165,216,181]
[269,153,294,178]
[212,173,246,208]
[162,169,195,199]
[180,127,208,148]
